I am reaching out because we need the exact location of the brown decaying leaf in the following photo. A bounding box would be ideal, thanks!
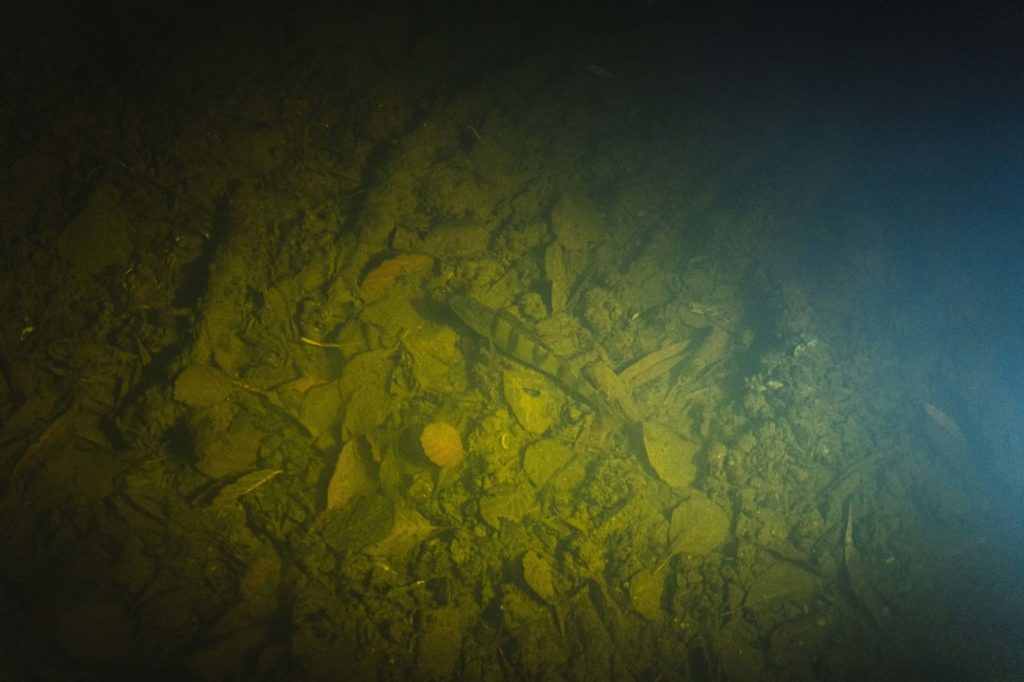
[522,550,557,603]
[668,494,731,556]
[363,503,437,558]
[479,485,535,529]
[11,401,78,482]
[326,438,376,510]
[629,566,667,622]
[642,422,698,490]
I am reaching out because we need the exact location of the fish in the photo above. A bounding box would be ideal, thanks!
[843,500,893,628]
[923,402,969,452]
[582,63,617,79]
[449,295,610,414]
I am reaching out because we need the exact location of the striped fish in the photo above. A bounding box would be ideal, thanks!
[450,295,609,412]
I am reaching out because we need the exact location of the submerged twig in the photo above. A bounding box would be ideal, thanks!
[209,468,282,507]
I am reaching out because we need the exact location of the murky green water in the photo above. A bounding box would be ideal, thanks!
[2,3,1022,680]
